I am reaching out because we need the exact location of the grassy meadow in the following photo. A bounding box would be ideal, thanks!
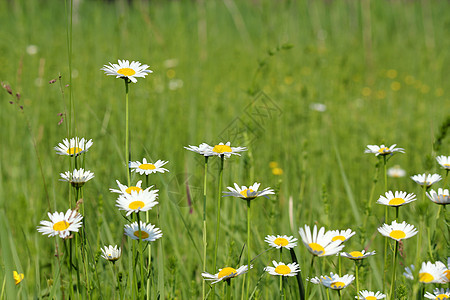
[0,0,449,299]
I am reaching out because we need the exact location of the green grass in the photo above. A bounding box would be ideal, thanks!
[0,0,449,299]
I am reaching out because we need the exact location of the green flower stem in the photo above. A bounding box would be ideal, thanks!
[226,279,232,300]
[279,275,283,300]
[202,156,209,300]
[124,79,131,186]
[338,289,342,300]
[305,255,315,298]
[382,155,388,293]
[444,205,449,257]
[246,199,252,300]
[338,254,342,276]
[326,288,330,300]
[145,174,151,299]
[389,241,399,300]
[443,170,449,188]
[395,206,399,219]
[355,261,360,300]
[289,248,305,300]
[383,156,388,192]
[137,213,145,297]
[212,154,225,299]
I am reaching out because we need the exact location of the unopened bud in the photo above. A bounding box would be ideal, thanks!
[49,79,57,84]
[2,83,12,95]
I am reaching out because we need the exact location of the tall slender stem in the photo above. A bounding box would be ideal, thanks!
[226,280,232,300]
[279,275,283,300]
[338,254,342,276]
[137,213,145,297]
[202,156,209,300]
[389,241,399,300]
[305,255,315,298]
[355,261,360,300]
[125,79,131,186]
[246,199,252,300]
[289,249,305,300]
[213,155,225,299]
[382,156,388,293]
[326,288,330,300]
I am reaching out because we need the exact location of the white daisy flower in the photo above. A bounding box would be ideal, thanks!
[419,261,447,284]
[328,229,356,243]
[264,235,298,250]
[436,155,450,170]
[264,261,300,277]
[320,272,355,290]
[54,137,93,157]
[387,165,406,178]
[101,245,121,262]
[37,209,83,239]
[116,188,159,216]
[377,220,418,242]
[209,142,247,157]
[298,225,345,257]
[184,143,215,157]
[308,276,322,284]
[444,258,450,282]
[376,191,417,207]
[426,188,450,205]
[124,221,162,242]
[364,144,405,156]
[356,290,386,299]
[202,265,251,284]
[129,158,169,175]
[60,168,94,188]
[223,182,275,200]
[424,288,450,299]
[411,173,442,187]
[403,264,415,280]
[341,250,376,260]
[110,180,147,195]
[101,59,152,83]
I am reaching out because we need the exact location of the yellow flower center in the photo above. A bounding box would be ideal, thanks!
[443,269,450,281]
[240,189,255,198]
[389,230,406,240]
[330,281,345,289]
[53,220,70,231]
[444,164,450,167]
[388,197,405,205]
[332,235,346,242]
[349,251,364,258]
[436,295,449,300]
[274,265,291,275]
[274,237,289,247]
[218,267,237,279]
[139,163,156,170]
[212,144,232,153]
[129,201,145,210]
[67,147,82,155]
[419,272,434,283]
[126,186,143,194]
[308,242,325,254]
[378,147,389,153]
[366,296,377,300]
[117,67,136,76]
[134,230,150,239]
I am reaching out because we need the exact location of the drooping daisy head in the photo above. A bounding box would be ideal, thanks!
[376,191,417,207]
[377,220,418,242]
[110,180,149,195]
[424,288,450,300]
[101,59,152,83]
[264,235,298,250]
[209,142,247,157]
[124,221,162,242]
[419,261,447,284]
[328,229,356,243]
[436,155,450,170]
[37,209,83,239]
[60,168,94,188]
[223,182,275,200]
[264,261,300,277]
[184,143,215,157]
[129,158,169,176]
[116,188,159,216]
[202,265,251,284]
[364,144,405,156]
[298,225,345,257]
[387,165,406,178]
[340,250,376,260]
[101,245,121,262]
[54,137,93,157]
[426,189,450,206]
[320,272,355,290]
[357,290,386,299]
[13,271,24,285]
[411,173,442,187]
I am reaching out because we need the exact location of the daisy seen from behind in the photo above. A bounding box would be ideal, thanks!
[101,245,121,262]
[101,59,152,83]
[37,209,83,239]
[116,188,158,216]
[60,168,94,188]
[426,188,450,205]
[54,137,93,157]
[377,220,418,241]
[376,191,417,207]
[223,182,275,200]
[436,156,450,170]
[364,144,405,156]
[129,158,169,175]
[264,235,298,250]
[202,265,251,284]
[424,288,450,300]
[264,261,300,277]
[411,173,442,187]
[357,290,386,299]
[298,225,344,257]
[387,165,406,178]
[184,143,214,156]
[124,221,162,242]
